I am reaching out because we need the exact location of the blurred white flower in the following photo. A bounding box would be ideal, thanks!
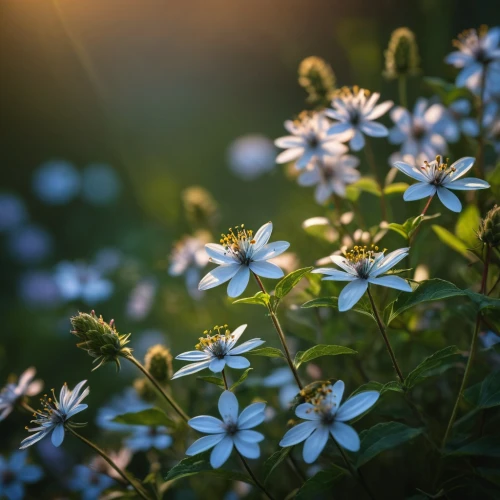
[227,134,276,180]
[32,160,80,205]
[0,368,43,421]
[127,278,157,321]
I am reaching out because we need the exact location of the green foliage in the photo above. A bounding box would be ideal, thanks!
[422,77,471,105]
[455,204,481,248]
[464,371,500,409]
[247,347,285,358]
[263,447,291,483]
[197,375,225,388]
[302,296,374,320]
[388,213,440,240]
[431,225,470,259]
[352,380,404,395]
[232,291,270,306]
[275,267,313,299]
[230,368,252,390]
[294,467,345,499]
[112,408,175,428]
[294,344,357,368]
[447,436,500,457]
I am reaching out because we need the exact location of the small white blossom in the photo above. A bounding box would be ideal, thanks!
[172,324,264,379]
[186,390,266,468]
[0,368,43,421]
[280,380,379,463]
[227,134,276,180]
[312,246,412,311]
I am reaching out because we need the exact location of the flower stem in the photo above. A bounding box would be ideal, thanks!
[221,369,229,390]
[441,244,492,449]
[398,75,408,109]
[127,356,189,422]
[408,195,434,248]
[253,274,303,390]
[366,287,405,384]
[66,427,151,500]
[364,139,388,221]
[236,450,275,500]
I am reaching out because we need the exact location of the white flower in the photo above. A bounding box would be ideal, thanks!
[186,390,266,468]
[298,155,360,203]
[227,134,276,180]
[326,87,393,151]
[393,156,490,213]
[279,380,379,462]
[198,222,289,298]
[0,368,43,421]
[312,246,412,311]
[389,98,448,159]
[172,324,264,379]
[275,113,348,170]
[20,381,89,449]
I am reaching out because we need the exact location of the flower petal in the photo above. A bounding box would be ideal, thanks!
[403,182,437,201]
[446,178,490,190]
[313,269,357,281]
[349,130,365,151]
[249,261,284,279]
[327,122,354,137]
[279,421,319,447]
[226,324,247,347]
[171,359,212,379]
[338,279,368,312]
[360,121,388,137]
[437,187,462,212]
[19,430,49,450]
[448,156,475,180]
[276,147,304,164]
[176,351,211,361]
[370,248,409,277]
[234,435,261,459]
[252,241,290,261]
[65,403,88,419]
[275,136,305,148]
[218,390,239,423]
[330,422,360,452]
[393,161,428,182]
[330,255,357,274]
[186,434,225,455]
[302,426,330,464]
[229,339,265,355]
[368,275,412,292]
[198,264,240,291]
[365,100,393,120]
[253,222,273,250]
[238,402,266,429]
[227,266,251,298]
[336,391,380,422]
[295,403,321,421]
[210,436,234,468]
[237,430,265,442]
[205,244,236,265]
[209,358,227,373]
[225,356,250,369]
[51,424,65,447]
[188,416,225,434]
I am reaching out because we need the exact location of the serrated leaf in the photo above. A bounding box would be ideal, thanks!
[405,346,461,389]
[294,344,357,368]
[112,408,175,427]
[432,225,470,258]
[356,422,423,468]
[165,453,254,484]
[263,447,291,484]
[295,466,345,499]
[384,182,409,195]
[230,368,253,391]
[232,291,270,306]
[275,267,313,299]
[447,436,500,458]
[247,347,285,359]
[464,371,500,409]
[197,375,225,388]
[302,296,374,320]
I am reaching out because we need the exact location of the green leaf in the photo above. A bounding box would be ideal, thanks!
[387,222,409,240]
[383,182,409,196]
[247,347,285,359]
[356,422,423,468]
[422,77,471,105]
[165,453,254,484]
[197,375,225,388]
[275,267,313,299]
[464,371,500,409]
[295,467,345,499]
[388,213,440,240]
[232,291,270,306]
[447,436,500,458]
[463,290,500,311]
[432,225,470,258]
[352,380,404,396]
[455,204,481,248]
[263,447,291,484]
[352,177,382,196]
[405,346,461,389]
[112,408,175,427]
[230,368,253,391]
[302,296,374,320]
[294,344,357,368]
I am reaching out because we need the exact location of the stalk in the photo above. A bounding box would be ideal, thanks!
[364,139,388,221]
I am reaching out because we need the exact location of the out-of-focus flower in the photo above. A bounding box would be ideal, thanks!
[414,264,430,282]
[186,390,266,468]
[0,451,43,500]
[389,98,448,162]
[127,277,157,320]
[478,204,500,248]
[0,194,27,232]
[7,225,53,264]
[0,368,43,421]
[125,426,172,452]
[313,246,412,311]
[68,465,114,500]
[437,99,480,141]
[93,247,122,274]
[199,222,289,298]
[384,27,420,80]
[262,368,297,409]
[298,56,336,107]
[20,380,89,449]
[172,324,264,379]
[81,163,121,206]
[18,271,60,308]
[227,135,276,180]
[275,112,347,169]
[169,231,210,299]
[269,252,299,275]
[297,155,360,203]
[32,160,80,205]
[480,330,500,349]
[90,448,132,481]
[280,381,379,462]
[182,186,219,228]
[53,261,113,304]
[394,156,489,212]
[326,86,393,151]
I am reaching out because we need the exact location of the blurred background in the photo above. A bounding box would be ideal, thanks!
[1,0,499,497]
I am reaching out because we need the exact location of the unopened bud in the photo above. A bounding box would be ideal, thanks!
[298,56,336,108]
[384,27,420,80]
[133,378,157,402]
[144,345,173,382]
[478,205,500,248]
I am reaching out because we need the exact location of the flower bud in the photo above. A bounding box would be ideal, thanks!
[384,27,420,80]
[298,56,336,108]
[133,378,157,403]
[70,311,133,371]
[182,186,218,228]
[144,345,173,382]
[478,205,500,248]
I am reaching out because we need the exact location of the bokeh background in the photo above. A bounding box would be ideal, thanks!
[1,0,499,497]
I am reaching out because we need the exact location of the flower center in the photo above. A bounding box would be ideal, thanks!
[301,383,339,424]
[196,325,233,359]
[224,420,239,435]
[2,470,15,485]
[412,122,426,139]
[307,134,319,148]
[219,225,255,264]
[421,155,456,185]
[344,245,381,279]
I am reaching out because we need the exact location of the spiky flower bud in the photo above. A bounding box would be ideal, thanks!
[144,345,173,382]
[478,205,500,248]
[182,186,218,228]
[384,27,420,80]
[133,378,157,403]
[298,56,336,108]
[70,311,133,371]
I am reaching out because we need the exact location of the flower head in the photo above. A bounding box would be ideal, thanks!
[384,27,420,80]
[394,156,490,213]
[227,135,276,180]
[0,368,43,422]
[0,451,43,500]
[275,112,347,169]
[280,380,379,462]
[20,380,89,449]
[172,324,264,379]
[312,245,412,311]
[298,56,336,107]
[125,426,172,452]
[326,86,393,151]
[186,390,266,468]
[198,222,289,297]
[144,345,173,382]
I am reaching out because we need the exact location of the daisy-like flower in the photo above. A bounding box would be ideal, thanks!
[172,324,264,379]
[186,390,266,468]
[389,98,448,161]
[279,380,379,463]
[312,245,412,311]
[393,156,490,213]
[326,86,393,151]
[0,451,43,500]
[275,112,348,169]
[297,155,360,203]
[198,222,289,298]
[20,380,89,449]
[0,368,43,421]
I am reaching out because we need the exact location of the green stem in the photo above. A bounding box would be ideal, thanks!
[253,274,303,390]
[441,244,492,448]
[66,427,151,500]
[367,287,405,384]
[221,369,229,390]
[408,195,434,248]
[237,450,275,500]
[398,75,408,109]
[364,139,388,221]
[127,356,189,422]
